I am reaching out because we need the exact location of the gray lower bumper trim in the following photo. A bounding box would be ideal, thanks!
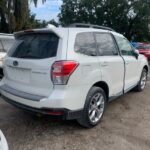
[0,84,45,101]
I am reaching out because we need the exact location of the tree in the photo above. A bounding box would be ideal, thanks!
[0,0,48,33]
[0,0,9,32]
[59,0,150,41]
[24,12,59,29]
[0,0,29,33]
[30,0,46,7]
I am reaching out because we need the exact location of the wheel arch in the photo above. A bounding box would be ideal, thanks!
[143,65,149,73]
[92,81,109,101]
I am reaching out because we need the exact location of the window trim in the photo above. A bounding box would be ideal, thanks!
[110,33,122,56]
[93,32,120,56]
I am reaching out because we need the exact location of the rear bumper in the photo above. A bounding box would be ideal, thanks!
[0,85,44,101]
[1,94,83,120]
[0,84,84,120]
[0,81,89,110]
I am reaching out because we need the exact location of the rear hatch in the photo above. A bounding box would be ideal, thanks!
[3,31,59,97]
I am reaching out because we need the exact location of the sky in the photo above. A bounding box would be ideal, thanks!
[30,0,62,22]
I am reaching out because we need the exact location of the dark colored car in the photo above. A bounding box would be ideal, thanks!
[137,44,150,61]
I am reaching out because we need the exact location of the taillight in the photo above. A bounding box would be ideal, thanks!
[51,61,78,85]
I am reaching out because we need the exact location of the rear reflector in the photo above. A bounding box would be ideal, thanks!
[47,111,64,115]
[51,61,78,85]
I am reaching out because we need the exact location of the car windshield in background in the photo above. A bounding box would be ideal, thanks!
[0,38,14,52]
[9,33,59,59]
[137,45,150,50]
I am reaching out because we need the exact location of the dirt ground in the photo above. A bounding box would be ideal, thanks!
[0,75,150,150]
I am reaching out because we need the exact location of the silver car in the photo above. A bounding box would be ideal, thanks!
[0,130,9,150]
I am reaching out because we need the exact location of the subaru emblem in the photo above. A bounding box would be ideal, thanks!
[13,61,18,66]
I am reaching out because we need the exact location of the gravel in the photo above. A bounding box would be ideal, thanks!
[0,75,150,150]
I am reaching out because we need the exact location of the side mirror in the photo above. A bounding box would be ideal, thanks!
[134,49,139,59]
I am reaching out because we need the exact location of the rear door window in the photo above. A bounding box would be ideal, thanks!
[8,33,59,59]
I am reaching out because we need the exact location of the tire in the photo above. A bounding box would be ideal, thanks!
[77,86,107,128]
[135,68,148,92]
[0,68,3,80]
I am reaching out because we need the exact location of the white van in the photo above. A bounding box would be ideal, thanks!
[0,33,14,78]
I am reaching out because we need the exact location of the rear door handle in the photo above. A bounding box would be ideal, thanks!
[125,61,130,65]
[101,62,108,67]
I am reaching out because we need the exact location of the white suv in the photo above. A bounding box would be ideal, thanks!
[0,24,149,128]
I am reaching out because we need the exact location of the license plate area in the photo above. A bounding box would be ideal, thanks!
[6,66,30,83]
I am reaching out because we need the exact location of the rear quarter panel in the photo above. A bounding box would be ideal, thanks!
[60,29,103,109]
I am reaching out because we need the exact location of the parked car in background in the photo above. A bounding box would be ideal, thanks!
[136,43,150,61]
[0,24,149,128]
[0,33,14,79]
[0,130,9,150]
[131,42,139,48]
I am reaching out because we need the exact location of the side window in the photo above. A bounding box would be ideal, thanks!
[95,33,118,56]
[74,32,97,56]
[114,36,134,56]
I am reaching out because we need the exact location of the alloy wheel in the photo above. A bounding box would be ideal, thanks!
[140,71,147,90]
[88,92,105,124]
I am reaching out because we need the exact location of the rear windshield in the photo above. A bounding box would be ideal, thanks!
[8,33,59,59]
[0,38,15,52]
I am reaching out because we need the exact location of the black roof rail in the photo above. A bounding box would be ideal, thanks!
[68,23,114,31]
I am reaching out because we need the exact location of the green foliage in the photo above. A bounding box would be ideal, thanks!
[0,0,149,42]
[59,0,150,42]
[30,0,46,7]
[0,0,29,33]
[0,0,57,32]
[25,13,59,29]
[0,0,9,32]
